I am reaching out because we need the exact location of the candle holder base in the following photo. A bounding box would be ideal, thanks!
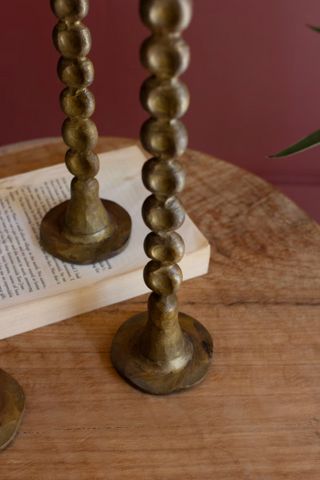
[40,199,131,265]
[111,312,213,396]
[0,369,25,451]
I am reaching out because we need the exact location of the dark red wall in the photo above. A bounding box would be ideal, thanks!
[2,0,320,184]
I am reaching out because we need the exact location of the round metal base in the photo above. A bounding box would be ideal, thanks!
[0,369,25,451]
[40,199,131,265]
[111,312,213,396]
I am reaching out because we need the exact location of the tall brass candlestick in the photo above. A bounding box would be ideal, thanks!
[0,369,25,451]
[111,0,213,395]
[41,0,131,265]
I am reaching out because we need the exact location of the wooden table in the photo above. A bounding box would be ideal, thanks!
[1,137,320,479]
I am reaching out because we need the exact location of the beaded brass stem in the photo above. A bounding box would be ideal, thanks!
[0,369,25,451]
[111,0,213,395]
[41,0,131,265]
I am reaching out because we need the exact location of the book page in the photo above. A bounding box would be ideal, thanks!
[0,146,208,309]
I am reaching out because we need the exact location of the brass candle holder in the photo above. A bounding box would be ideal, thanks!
[41,0,131,265]
[111,0,213,395]
[0,369,25,451]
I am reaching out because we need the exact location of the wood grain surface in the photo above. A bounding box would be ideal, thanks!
[1,137,320,479]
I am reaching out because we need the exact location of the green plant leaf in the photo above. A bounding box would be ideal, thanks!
[307,25,320,33]
[269,129,320,158]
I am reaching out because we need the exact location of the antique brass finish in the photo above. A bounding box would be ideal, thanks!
[112,311,213,396]
[41,0,131,264]
[40,199,130,265]
[111,0,213,395]
[0,369,25,451]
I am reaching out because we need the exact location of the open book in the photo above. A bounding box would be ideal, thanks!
[0,146,210,340]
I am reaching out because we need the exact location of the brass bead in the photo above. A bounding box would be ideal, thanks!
[140,77,189,119]
[142,194,185,232]
[140,0,193,34]
[144,261,183,296]
[65,150,99,180]
[141,118,188,159]
[141,35,190,77]
[50,0,89,21]
[142,157,185,195]
[60,88,95,118]
[57,57,94,88]
[62,118,98,152]
[53,21,91,59]
[144,232,184,264]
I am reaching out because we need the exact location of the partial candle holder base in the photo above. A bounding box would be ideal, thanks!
[0,369,25,451]
[111,312,213,396]
[40,199,131,265]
